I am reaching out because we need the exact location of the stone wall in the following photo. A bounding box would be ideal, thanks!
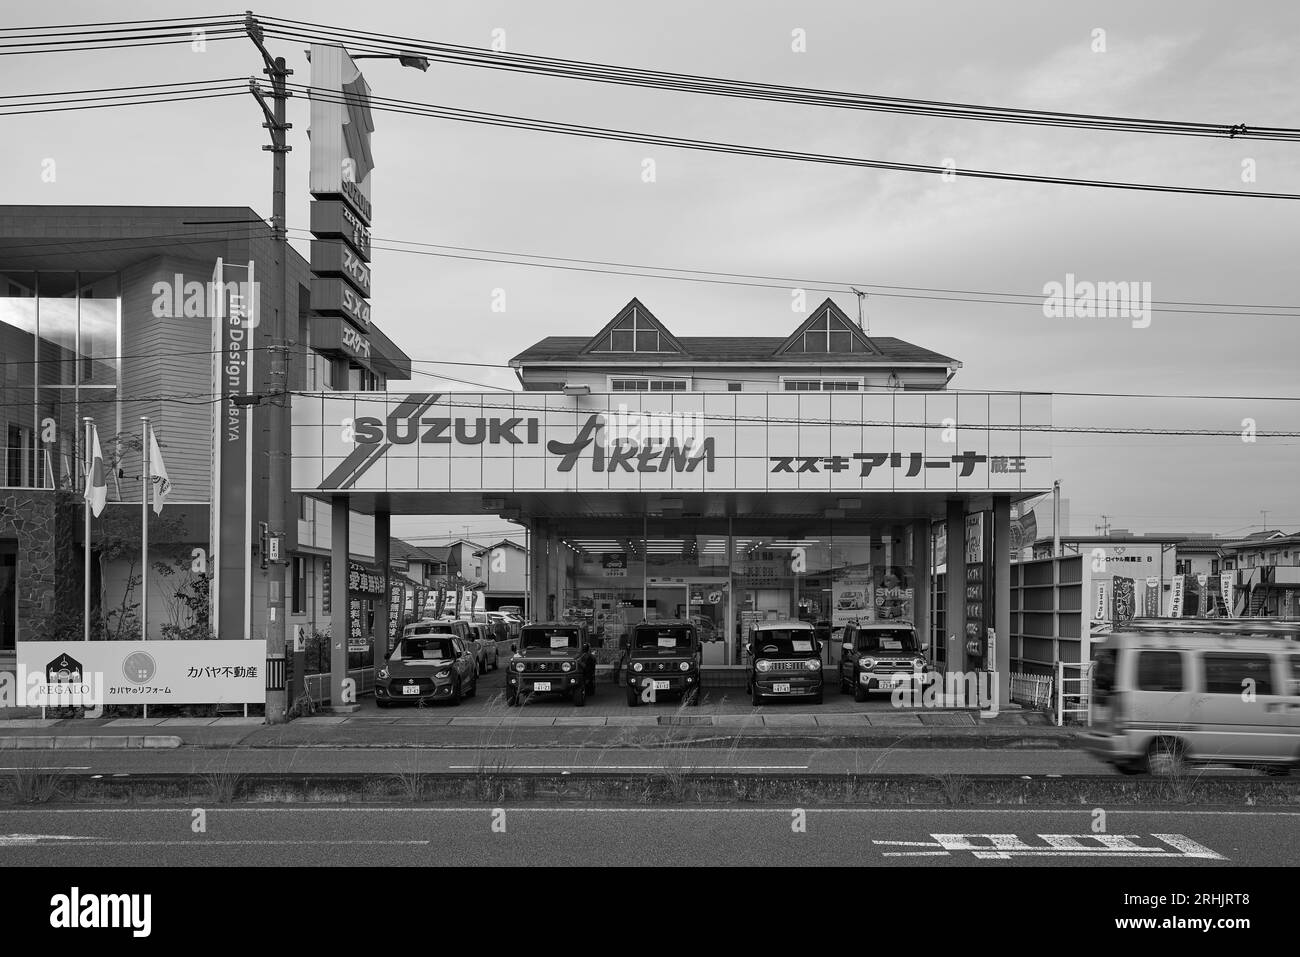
[0,490,59,640]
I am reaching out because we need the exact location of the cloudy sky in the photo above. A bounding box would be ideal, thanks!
[4,0,1297,544]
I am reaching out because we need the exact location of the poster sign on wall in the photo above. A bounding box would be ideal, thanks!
[1112,577,1135,623]
[602,554,628,578]
[19,641,267,706]
[831,567,872,628]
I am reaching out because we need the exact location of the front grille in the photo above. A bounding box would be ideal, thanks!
[523,661,575,674]
[871,661,917,675]
[765,660,809,671]
[388,678,432,694]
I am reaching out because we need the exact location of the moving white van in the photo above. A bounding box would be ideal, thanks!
[1083,620,1299,776]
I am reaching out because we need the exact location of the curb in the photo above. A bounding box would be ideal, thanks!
[4,770,1296,808]
[0,735,182,750]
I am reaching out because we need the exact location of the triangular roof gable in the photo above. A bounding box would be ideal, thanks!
[774,298,882,356]
[579,298,685,355]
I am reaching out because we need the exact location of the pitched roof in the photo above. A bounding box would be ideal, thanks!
[510,298,958,366]
[389,539,450,563]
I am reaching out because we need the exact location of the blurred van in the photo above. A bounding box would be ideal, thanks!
[1084,620,1299,776]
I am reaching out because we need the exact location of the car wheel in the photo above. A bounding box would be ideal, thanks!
[449,679,462,706]
[626,685,639,707]
[853,683,867,703]
[812,692,824,706]
[1115,761,1143,776]
[506,690,519,707]
[572,681,587,708]
[1262,764,1291,777]
[751,683,762,707]
[687,686,701,707]
[467,674,478,698]
[376,699,391,709]
[1146,738,1185,776]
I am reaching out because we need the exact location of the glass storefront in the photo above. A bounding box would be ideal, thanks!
[0,270,120,490]
[554,520,925,665]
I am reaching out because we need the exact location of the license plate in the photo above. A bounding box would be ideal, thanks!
[772,683,791,693]
[875,677,900,689]
[401,686,421,695]
[653,680,670,690]
[533,681,551,692]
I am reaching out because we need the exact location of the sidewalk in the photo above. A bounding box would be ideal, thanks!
[0,707,1074,751]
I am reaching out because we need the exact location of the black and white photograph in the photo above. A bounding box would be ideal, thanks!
[0,0,1295,936]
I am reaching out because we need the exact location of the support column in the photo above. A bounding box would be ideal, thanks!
[330,496,352,710]
[945,499,966,674]
[993,497,1012,704]
[911,519,931,659]
[376,509,391,663]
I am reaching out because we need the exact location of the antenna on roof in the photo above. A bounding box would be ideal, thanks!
[850,288,868,334]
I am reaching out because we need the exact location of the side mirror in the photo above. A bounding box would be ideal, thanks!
[842,643,853,654]
[510,643,517,653]
[583,643,591,652]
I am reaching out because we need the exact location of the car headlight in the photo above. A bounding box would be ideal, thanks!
[632,662,643,672]
[561,662,573,672]
[913,657,926,669]
[679,661,691,672]
[514,662,525,672]
[805,659,820,671]
[756,660,771,673]
[378,668,389,679]
[861,657,876,670]
[436,670,450,678]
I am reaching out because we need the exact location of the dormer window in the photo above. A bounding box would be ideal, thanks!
[592,308,673,352]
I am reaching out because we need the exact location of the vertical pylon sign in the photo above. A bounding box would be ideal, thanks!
[210,258,257,638]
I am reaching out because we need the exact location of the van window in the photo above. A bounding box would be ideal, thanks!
[1203,654,1274,696]
[1136,651,1184,692]
[1091,648,1116,703]
[1289,656,1300,695]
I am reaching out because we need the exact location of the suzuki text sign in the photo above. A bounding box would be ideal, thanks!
[292,392,1052,494]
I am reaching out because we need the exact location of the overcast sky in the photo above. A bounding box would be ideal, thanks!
[4,0,1297,544]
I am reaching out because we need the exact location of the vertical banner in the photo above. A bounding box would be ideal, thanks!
[1168,574,1185,618]
[1220,572,1235,618]
[963,513,990,667]
[388,582,403,654]
[1143,576,1160,617]
[210,259,256,639]
[1112,577,1135,623]
[1094,583,1108,621]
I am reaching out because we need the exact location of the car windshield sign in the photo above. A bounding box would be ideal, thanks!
[856,629,918,653]
[398,636,456,660]
[753,629,818,656]
[634,627,694,651]
[522,629,578,651]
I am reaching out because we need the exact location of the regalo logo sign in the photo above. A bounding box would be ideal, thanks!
[292,391,1051,494]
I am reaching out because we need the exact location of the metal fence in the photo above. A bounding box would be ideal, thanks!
[1055,660,1093,727]
[1009,671,1054,711]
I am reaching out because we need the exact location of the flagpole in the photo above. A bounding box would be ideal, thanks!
[141,416,150,642]
[83,417,92,642]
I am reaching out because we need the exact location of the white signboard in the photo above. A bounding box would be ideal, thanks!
[1168,575,1185,618]
[17,641,267,706]
[1220,573,1235,617]
[292,391,1053,495]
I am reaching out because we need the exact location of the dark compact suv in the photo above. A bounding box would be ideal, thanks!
[745,620,824,705]
[506,622,597,707]
[620,620,702,707]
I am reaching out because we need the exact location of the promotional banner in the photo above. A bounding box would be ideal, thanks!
[292,391,1054,495]
[1220,572,1235,617]
[1143,577,1160,617]
[209,258,256,639]
[19,641,267,706]
[1112,577,1136,623]
[1094,583,1108,622]
[1168,575,1185,618]
[874,568,913,621]
[602,554,628,578]
[963,512,991,666]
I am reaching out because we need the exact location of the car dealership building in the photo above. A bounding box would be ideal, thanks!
[294,297,1054,703]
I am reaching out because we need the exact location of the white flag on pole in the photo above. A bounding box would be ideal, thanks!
[84,424,107,518]
[148,425,172,515]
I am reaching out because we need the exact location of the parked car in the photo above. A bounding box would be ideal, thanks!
[838,620,928,702]
[375,631,478,707]
[745,620,823,705]
[1083,620,1299,776]
[486,611,518,641]
[468,621,499,670]
[621,620,702,707]
[506,622,596,707]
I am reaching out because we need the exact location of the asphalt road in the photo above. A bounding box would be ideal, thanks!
[0,806,1293,866]
[0,746,1151,775]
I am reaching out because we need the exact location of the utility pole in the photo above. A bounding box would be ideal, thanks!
[1260,509,1269,531]
[247,14,293,723]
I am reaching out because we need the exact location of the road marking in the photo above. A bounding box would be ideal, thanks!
[447,764,810,771]
[0,807,1294,816]
[0,839,429,847]
[874,840,943,847]
[0,834,94,846]
[0,767,90,771]
[883,851,951,857]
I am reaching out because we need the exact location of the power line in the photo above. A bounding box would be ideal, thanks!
[257,16,1300,142]
[289,83,1300,202]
